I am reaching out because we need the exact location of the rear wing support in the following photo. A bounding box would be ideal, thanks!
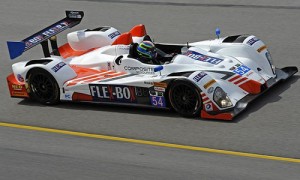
[7,11,84,59]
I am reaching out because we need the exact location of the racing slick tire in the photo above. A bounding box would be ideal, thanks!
[168,80,202,117]
[27,68,60,105]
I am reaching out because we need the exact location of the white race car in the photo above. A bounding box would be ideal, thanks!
[7,11,298,120]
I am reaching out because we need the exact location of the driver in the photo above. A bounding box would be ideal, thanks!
[131,40,177,64]
[136,41,158,64]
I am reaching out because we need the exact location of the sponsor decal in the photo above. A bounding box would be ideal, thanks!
[153,82,167,88]
[41,23,68,37]
[124,66,154,74]
[204,79,216,89]
[150,95,166,107]
[144,81,154,85]
[193,72,207,82]
[135,87,149,97]
[117,45,130,51]
[89,84,136,102]
[184,50,223,65]
[247,37,260,46]
[17,74,24,82]
[25,35,44,47]
[205,103,213,111]
[229,64,241,71]
[52,62,66,72]
[12,91,27,97]
[207,87,214,94]
[25,21,70,48]
[154,87,165,92]
[115,55,123,65]
[108,31,121,39]
[68,11,82,19]
[149,90,164,97]
[233,65,251,76]
[64,93,72,100]
[12,84,23,90]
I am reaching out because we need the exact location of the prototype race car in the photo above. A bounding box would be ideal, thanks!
[6,11,298,120]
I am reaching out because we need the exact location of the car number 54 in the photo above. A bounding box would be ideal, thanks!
[150,96,166,107]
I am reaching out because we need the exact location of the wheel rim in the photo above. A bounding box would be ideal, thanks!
[171,84,201,115]
[30,73,55,101]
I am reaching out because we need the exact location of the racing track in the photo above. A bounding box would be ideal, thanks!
[1,0,300,179]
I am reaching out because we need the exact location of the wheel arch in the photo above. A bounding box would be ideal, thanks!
[165,72,203,108]
[23,59,77,88]
[26,67,61,105]
[166,78,203,117]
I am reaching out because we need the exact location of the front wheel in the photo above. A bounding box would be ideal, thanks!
[27,68,60,105]
[168,80,202,117]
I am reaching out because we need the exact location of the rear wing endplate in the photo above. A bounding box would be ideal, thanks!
[7,11,84,59]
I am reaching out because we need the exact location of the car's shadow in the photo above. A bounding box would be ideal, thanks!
[18,75,299,122]
[19,98,181,119]
[229,74,300,123]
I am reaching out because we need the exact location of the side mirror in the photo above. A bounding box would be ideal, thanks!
[154,65,164,72]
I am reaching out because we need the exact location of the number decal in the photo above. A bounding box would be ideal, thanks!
[150,96,166,107]
[233,65,251,76]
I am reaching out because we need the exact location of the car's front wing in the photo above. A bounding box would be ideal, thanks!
[201,66,298,120]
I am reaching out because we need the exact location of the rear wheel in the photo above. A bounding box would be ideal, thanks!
[168,80,202,117]
[27,68,60,105]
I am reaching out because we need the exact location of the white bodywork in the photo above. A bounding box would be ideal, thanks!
[9,26,283,118]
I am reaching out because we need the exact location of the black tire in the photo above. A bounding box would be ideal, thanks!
[168,80,202,117]
[27,68,60,105]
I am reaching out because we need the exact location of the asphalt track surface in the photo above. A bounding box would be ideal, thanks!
[1,0,300,179]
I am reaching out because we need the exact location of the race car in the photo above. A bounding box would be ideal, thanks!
[6,11,298,120]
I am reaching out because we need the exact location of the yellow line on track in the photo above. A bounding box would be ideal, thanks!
[1,122,300,163]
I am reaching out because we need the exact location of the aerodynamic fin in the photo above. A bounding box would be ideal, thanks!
[7,10,84,59]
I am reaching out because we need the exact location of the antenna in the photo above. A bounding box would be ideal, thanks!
[216,28,221,39]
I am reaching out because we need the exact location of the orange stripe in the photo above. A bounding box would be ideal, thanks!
[228,75,241,82]
[66,66,103,87]
[201,92,207,98]
[203,97,209,102]
[71,66,102,78]
[234,77,248,85]
[72,71,115,82]
[81,72,126,83]
[66,66,125,87]
[66,82,78,87]
[204,79,216,89]
[257,45,267,53]
[67,72,127,86]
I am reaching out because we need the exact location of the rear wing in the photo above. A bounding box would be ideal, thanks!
[7,10,84,59]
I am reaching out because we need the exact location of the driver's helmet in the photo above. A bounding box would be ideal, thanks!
[136,41,157,62]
